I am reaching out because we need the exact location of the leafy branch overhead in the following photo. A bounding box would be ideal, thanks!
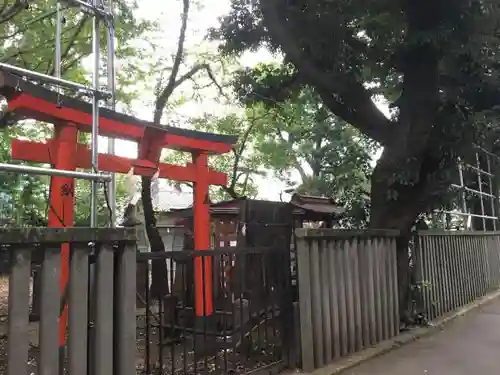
[212,0,500,232]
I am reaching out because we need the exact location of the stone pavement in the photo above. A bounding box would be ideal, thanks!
[342,297,500,375]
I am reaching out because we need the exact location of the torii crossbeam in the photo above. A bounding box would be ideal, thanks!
[0,69,236,345]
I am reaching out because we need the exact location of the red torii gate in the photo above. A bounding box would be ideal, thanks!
[0,70,236,348]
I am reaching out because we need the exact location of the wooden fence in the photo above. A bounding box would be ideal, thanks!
[1,227,137,375]
[295,229,400,372]
[413,231,500,321]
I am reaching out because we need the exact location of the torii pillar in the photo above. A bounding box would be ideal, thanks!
[47,123,78,361]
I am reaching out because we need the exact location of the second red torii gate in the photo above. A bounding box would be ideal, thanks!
[0,69,237,347]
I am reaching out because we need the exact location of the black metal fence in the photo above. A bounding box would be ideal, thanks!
[136,245,294,374]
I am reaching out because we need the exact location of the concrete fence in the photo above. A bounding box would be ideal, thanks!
[2,227,137,375]
[295,229,400,372]
[413,231,500,321]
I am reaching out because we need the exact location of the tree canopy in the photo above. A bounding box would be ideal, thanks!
[0,0,155,226]
[211,0,500,233]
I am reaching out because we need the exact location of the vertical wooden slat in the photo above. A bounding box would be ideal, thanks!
[443,235,452,313]
[335,241,348,356]
[366,238,377,346]
[358,239,370,347]
[488,237,496,289]
[390,237,400,331]
[474,236,482,297]
[115,243,137,375]
[94,244,115,375]
[427,235,435,318]
[350,238,363,350]
[457,236,470,306]
[441,235,450,314]
[327,240,341,360]
[310,239,324,368]
[493,236,500,287]
[462,236,472,305]
[429,235,439,320]
[412,235,423,316]
[481,237,490,294]
[439,235,449,315]
[296,237,315,372]
[469,236,479,299]
[68,244,89,375]
[470,236,479,300]
[436,236,445,317]
[448,235,458,311]
[379,238,389,341]
[342,239,355,353]
[467,236,476,302]
[319,240,332,364]
[385,237,396,338]
[39,247,61,375]
[454,235,463,309]
[419,235,430,318]
[432,236,442,317]
[439,236,447,314]
[7,247,32,375]
[422,235,431,319]
[372,238,383,342]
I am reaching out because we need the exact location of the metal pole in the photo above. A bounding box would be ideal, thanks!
[90,0,101,228]
[476,152,487,229]
[0,62,110,98]
[0,162,111,181]
[486,155,497,231]
[458,161,469,229]
[106,0,116,227]
[55,1,62,87]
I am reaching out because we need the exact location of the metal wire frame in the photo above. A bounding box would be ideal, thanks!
[0,0,117,227]
[439,146,500,231]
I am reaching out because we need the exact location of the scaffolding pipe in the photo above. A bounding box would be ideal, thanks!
[0,62,110,98]
[62,0,112,17]
[55,2,62,86]
[476,152,487,229]
[90,0,101,228]
[451,183,495,199]
[106,0,116,226]
[440,210,498,220]
[0,162,111,181]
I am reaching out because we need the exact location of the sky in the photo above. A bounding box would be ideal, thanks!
[97,0,387,202]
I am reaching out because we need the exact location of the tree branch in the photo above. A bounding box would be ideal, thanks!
[0,0,27,24]
[48,16,89,76]
[154,0,190,123]
[259,0,393,145]
[0,8,58,40]
[269,111,309,181]
[221,185,240,199]
[227,118,258,189]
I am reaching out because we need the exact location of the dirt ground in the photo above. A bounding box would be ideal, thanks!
[0,276,8,374]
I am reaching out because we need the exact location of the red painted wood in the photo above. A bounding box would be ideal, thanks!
[46,125,77,349]
[193,152,213,316]
[11,139,228,185]
[8,93,232,153]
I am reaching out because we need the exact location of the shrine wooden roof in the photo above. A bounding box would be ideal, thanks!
[0,70,237,154]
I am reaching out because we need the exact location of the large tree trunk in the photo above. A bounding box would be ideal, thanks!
[370,159,420,326]
[141,176,169,299]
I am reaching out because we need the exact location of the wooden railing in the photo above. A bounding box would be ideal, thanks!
[413,231,500,321]
[1,227,136,375]
[295,229,399,372]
